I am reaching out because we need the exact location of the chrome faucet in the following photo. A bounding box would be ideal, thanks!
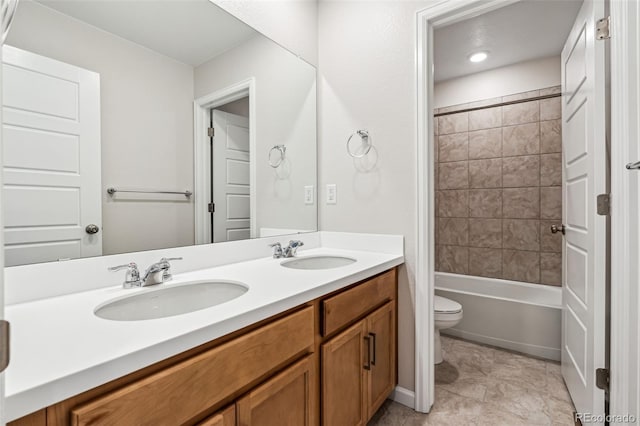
[269,240,304,259]
[109,257,182,288]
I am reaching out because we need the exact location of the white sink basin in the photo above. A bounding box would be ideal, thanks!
[95,281,248,321]
[280,255,356,270]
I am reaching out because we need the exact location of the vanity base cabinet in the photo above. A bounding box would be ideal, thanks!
[237,355,315,426]
[198,405,236,426]
[321,321,368,426]
[7,267,398,426]
[321,301,397,426]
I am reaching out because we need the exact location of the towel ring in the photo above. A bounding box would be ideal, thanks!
[347,130,372,158]
[269,145,286,168]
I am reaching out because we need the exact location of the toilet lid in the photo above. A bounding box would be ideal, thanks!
[434,295,462,313]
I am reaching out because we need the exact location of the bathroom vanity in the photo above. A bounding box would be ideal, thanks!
[4,233,403,425]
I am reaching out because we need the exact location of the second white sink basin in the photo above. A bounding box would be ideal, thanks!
[280,255,356,270]
[95,281,248,321]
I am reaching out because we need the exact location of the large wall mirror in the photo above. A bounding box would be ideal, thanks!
[2,0,317,266]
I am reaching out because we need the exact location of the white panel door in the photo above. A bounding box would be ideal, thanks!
[211,110,250,242]
[560,0,606,420]
[2,46,101,266]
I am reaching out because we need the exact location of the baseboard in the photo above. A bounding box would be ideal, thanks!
[390,386,415,409]
[443,328,561,361]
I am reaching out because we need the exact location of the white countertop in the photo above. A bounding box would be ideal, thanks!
[5,246,403,421]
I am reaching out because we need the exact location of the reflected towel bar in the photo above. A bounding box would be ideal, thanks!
[107,187,193,197]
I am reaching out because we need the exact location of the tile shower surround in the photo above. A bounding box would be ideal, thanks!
[434,87,563,286]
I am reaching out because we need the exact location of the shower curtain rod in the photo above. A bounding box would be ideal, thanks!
[434,92,561,117]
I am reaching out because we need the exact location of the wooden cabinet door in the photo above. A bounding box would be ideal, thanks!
[321,320,367,426]
[237,355,315,426]
[366,302,396,418]
[198,405,236,426]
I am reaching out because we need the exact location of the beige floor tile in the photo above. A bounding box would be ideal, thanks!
[369,339,575,426]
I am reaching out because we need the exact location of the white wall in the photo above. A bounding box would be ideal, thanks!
[212,0,318,66]
[318,0,430,393]
[195,35,317,235]
[434,56,561,108]
[7,1,196,256]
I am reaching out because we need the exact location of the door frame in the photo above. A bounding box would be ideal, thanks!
[193,78,256,244]
[414,0,521,412]
[609,1,640,421]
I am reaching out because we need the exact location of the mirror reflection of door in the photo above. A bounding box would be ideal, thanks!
[2,46,102,266]
[211,105,251,243]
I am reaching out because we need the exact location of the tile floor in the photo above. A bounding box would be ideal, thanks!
[369,336,575,425]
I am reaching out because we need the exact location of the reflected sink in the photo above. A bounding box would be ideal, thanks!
[280,255,356,270]
[95,281,248,321]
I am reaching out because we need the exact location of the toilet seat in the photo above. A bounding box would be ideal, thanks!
[435,295,462,314]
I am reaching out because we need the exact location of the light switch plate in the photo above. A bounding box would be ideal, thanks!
[304,185,314,204]
[326,184,337,204]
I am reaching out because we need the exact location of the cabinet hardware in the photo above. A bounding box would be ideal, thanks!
[364,335,372,370]
[369,332,377,366]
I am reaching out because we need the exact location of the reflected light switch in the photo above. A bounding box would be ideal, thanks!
[326,184,337,204]
[304,185,314,204]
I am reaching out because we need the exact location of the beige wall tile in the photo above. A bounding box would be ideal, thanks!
[540,153,562,186]
[469,218,502,248]
[540,187,562,220]
[469,248,502,278]
[469,128,502,159]
[434,116,439,136]
[439,218,469,245]
[439,245,469,274]
[439,112,468,135]
[469,189,502,218]
[540,119,562,153]
[503,250,540,283]
[540,221,563,253]
[540,97,561,121]
[439,161,469,189]
[469,158,502,188]
[438,190,469,218]
[540,253,562,286]
[502,123,540,157]
[503,156,540,187]
[503,188,540,219]
[503,219,540,251]
[503,100,539,126]
[439,133,469,162]
[467,97,502,109]
[502,90,540,102]
[469,107,502,131]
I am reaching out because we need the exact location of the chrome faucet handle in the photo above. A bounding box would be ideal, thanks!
[108,262,141,289]
[269,242,283,259]
[159,257,182,281]
[284,240,304,257]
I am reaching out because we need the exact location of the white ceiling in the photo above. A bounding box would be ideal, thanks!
[434,0,583,82]
[35,0,258,66]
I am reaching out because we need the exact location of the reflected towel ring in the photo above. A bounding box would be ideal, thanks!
[269,145,286,168]
[347,130,372,158]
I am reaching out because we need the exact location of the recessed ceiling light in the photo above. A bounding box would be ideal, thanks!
[469,52,488,63]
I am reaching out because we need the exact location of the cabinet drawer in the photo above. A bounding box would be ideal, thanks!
[71,306,314,426]
[322,269,396,336]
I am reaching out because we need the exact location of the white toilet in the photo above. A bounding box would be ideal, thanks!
[434,295,463,364]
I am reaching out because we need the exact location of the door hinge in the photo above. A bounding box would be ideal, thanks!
[597,193,610,216]
[208,202,215,213]
[596,16,610,40]
[596,368,609,392]
[0,320,10,373]
[208,127,215,137]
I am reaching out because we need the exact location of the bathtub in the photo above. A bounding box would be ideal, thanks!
[435,272,562,361]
